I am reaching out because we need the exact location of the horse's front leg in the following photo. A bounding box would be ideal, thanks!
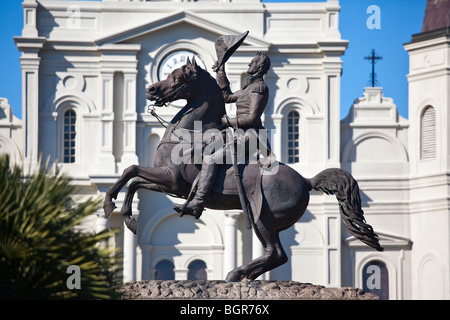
[103,165,137,218]
[121,177,161,234]
[103,165,173,218]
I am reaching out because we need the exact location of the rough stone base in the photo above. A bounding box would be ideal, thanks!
[119,280,379,300]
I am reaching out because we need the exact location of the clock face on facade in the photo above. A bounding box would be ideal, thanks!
[158,50,206,81]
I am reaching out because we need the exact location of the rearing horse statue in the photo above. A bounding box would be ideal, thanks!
[103,57,383,282]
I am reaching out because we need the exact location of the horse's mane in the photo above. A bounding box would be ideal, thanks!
[193,67,225,110]
[197,67,222,94]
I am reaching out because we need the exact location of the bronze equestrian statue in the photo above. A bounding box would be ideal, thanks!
[103,32,383,282]
[173,50,272,223]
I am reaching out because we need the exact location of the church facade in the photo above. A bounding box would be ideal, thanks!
[1,0,449,299]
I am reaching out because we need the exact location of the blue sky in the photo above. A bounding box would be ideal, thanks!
[0,0,426,120]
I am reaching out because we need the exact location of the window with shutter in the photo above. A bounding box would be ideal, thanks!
[421,106,436,160]
[63,109,76,163]
[287,110,300,163]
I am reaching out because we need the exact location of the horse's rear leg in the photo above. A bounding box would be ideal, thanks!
[121,177,161,234]
[225,213,287,282]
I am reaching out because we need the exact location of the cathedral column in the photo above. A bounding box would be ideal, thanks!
[224,210,240,277]
[95,211,110,252]
[122,200,139,283]
[123,224,137,283]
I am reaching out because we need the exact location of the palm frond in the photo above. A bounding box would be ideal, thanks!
[0,154,122,299]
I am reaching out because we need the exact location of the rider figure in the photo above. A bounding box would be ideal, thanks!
[174,52,271,219]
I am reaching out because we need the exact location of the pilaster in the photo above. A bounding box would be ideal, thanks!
[322,59,342,168]
[98,70,116,173]
[14,36,46,172]
[98,44,141,173]
[323,200,341,288]
[22,0,38,38]
[319,41,347,168]
[121,71,139,169]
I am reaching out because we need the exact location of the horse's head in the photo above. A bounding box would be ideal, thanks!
[146,57,202,107]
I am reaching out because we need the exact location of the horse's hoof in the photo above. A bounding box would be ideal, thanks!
[125,217,138,234]
[103,202,116,218]
[225,271,243,283]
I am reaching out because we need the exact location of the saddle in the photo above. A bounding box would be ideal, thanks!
[181,162,264,223]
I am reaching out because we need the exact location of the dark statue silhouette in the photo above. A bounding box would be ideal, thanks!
[103,32,382,282]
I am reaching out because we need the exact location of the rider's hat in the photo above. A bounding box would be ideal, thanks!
[214,30,249,70]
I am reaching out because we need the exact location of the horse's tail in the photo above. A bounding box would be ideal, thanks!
[306,168,383,252]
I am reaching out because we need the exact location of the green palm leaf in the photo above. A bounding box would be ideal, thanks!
[0,154,122,299]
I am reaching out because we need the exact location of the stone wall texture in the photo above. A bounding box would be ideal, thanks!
[119,280,379,300]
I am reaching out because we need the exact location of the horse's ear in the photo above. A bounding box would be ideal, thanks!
[192,56,198,69]
[184,56,198,81]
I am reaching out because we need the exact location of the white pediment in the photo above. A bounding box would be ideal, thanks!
[95,10,270,51]
[345,231,412,249]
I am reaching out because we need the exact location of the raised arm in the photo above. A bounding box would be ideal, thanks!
[216,66,238,103]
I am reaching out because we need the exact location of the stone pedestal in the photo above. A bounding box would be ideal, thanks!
[119,280,379,300]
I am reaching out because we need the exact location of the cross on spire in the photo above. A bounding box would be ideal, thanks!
[364,49,383,87]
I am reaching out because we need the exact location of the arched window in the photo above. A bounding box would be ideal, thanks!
[421,106,436,160]
[154,260,175,280]
[187,260,207,280]
[63,109,76,163]
[362,260,389,300]
[287,110,300,163]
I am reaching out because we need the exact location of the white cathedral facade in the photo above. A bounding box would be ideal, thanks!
[1,0,449,300]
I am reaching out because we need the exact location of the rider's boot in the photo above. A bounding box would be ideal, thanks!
[174,162,217,219]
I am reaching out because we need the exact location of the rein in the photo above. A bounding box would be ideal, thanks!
[147,104,203,134]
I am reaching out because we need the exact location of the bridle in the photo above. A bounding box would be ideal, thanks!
[147,80,203,134]
[149,80,190,108]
